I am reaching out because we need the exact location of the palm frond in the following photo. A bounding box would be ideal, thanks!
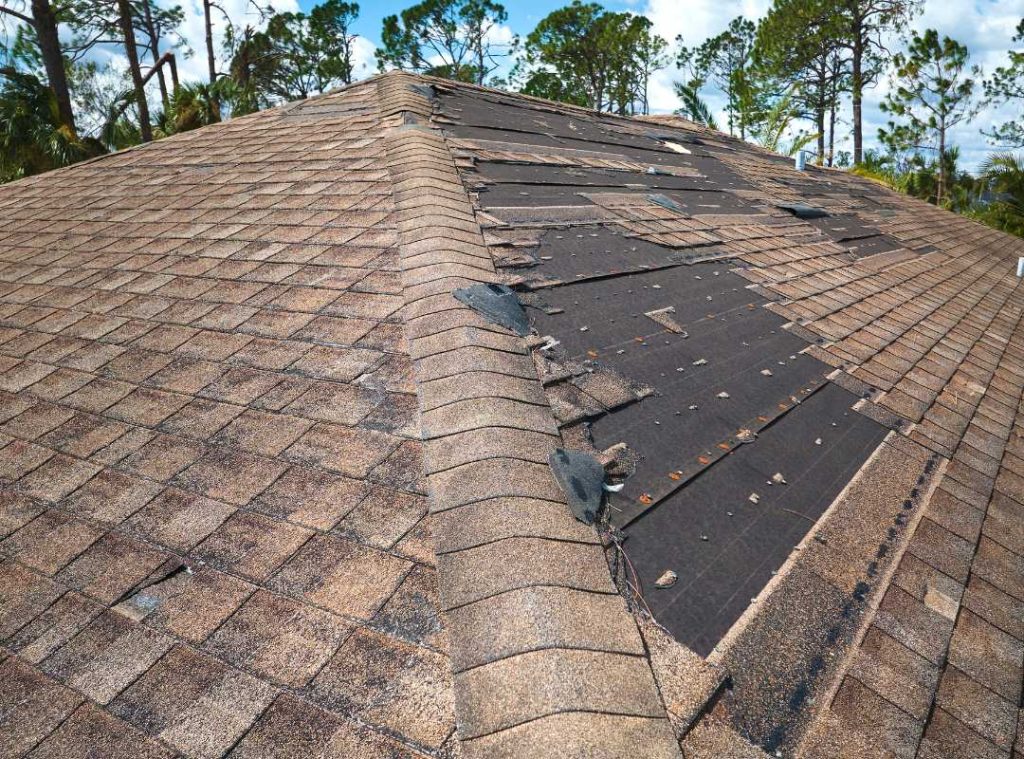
[673,83,718,131]
[0,69,100,181]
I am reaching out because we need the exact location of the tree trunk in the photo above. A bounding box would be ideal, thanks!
[166,51,179,91]
[340,38,352,85]
[852,30,863,165]
[204,0,217,84]
[815,107,825,166]
[815,71,826,165]
[643,69,650,116]
[140,0,169,108]
[937,125,946,205]
[103,52,179,132]
[828,99,837,167]
[29,0,76,134]
[117,0,153,142]
[475,33,485,85]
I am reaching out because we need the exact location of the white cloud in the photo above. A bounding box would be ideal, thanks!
[639,0,1023,169]
[350,34,377,79]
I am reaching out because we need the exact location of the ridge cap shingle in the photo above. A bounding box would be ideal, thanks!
[376,74,683,757]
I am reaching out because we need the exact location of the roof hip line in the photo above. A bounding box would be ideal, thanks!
[376,71,683,758]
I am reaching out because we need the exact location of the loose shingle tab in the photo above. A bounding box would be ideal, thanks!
[452,282,530,336]
[776,202,830,219]
[548,447,606,524]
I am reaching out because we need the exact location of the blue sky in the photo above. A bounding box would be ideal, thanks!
[324,0,588,37]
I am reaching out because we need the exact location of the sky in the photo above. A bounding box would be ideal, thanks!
[15,0,1022,169]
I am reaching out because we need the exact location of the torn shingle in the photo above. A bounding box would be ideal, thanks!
[452,282,531,336]
[548,448,606,525]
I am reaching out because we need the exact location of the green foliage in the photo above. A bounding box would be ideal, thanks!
[751,85,818,156]
[677,17,758,137]
[983,19,1024,148]
[61,0,186,67]
[821,0,922,163]
[518,2,666,114]
[878,29,979,202]
[850,145,1024,241]
[376,0,511,85]
[227,0,360,108]
[970,152,1024,237]
[0,68,102,181]
[66,60,132,137]
[156,80,228,135]
[753,0,848,164]
[520,71,589,107]
[835,0,920,86]
[673,83,718,131]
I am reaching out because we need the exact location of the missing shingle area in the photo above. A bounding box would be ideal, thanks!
[436,83,902,665]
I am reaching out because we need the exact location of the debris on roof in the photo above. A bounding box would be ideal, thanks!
[452,282,530,336]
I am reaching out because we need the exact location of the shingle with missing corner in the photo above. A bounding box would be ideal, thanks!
[777,203,830,220]
[548,448,605,525]
[452,283,530,336]
[649,193,684,212]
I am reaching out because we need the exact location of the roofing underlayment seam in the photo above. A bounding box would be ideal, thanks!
[376,72,683,757]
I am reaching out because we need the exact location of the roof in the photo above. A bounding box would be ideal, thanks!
[0,71,1022,759]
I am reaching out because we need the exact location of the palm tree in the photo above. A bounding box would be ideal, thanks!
[973,152,1024,237]
[0,68,101,182]
[673,83,719,131]
[156,81,226,135]
[753,86,819,157]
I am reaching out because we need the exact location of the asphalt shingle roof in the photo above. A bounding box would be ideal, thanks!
[0,72,1022,758]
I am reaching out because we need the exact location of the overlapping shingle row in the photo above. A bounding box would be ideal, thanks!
[2,71,1022,759]
[437,88,1024,757]
[646,123,1024,758]
[0,79,458,758]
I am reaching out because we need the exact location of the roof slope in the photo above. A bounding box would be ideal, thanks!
[0,72,1022,759]
[0,79,458,758]
[428,81,1024,758]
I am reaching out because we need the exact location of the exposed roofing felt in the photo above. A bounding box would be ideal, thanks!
[0,72,1022,759]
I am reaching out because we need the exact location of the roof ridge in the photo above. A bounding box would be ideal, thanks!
[376,73,684,757]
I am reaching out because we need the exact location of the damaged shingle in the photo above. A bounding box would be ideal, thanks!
[548,448,606,525]
[648,193,685,212]
[776,202,830,220]
[452,282,530,336]
[644,306,688,335]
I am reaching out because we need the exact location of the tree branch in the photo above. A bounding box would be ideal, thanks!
[0,4,33,25]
